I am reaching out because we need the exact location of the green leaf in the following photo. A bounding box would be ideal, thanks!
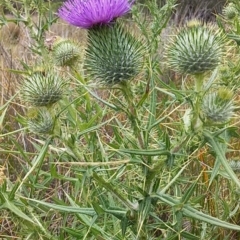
[183,206,240,231]
[204,68,218,92]
[24,197,96,215]
[64,192,113,240]
[137,196,152,237]
[181,231,200,240]
[104,208,127,220]
[92,202,105,215]
[181,181,197,204]
[0,193,35,224]
[121,216,129,237]
[203,130,240,189]
[62,228,85,238]
[209,156,221,186]
[118,148,170,156]
[16,137,52,193]
[92,172,138,210]
[9,182,21,201]
[84,87,118,110]
[153,192,240,231]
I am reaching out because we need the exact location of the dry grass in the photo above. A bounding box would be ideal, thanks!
[1,2,240,238]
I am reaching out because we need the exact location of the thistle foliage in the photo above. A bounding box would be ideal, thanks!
[166,22,224,75]
[21,73,66,107]
[85,23,144,84]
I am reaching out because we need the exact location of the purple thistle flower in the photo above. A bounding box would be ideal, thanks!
[58,0,134,29]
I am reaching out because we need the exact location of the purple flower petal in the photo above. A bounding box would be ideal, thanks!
[58,0,134,29]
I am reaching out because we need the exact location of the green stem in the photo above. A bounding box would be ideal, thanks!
[194,74,204,92]
[74,70,93,113]
[120,81,144,148]
[192,74,205,131]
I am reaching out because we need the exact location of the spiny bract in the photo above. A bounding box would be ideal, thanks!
[52,39,82,67]
[222,3,238,20]
[85,23,144,84]
[202,88,235,123]
[166,22,224,75]
[28,108,54,134]
[21,72,66,107]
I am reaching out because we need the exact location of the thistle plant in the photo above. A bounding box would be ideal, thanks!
[21,72,66,107]
[202,88,235,123]
[58,0,143,134]
[166,20,225,131]
[52,38,82,67]
[58,0,143,85]
[4,0,240,239]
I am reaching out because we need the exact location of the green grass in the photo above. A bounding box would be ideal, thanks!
[0,0,240,239]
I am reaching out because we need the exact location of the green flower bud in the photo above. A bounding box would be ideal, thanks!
[223,3,238,20]
[85,23,144,84]
[21,72,66,107]
[52,38,82,67]
[202,88,235,123]
[28,108,54,134]
[166,21,224,75]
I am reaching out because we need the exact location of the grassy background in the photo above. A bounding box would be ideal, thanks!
[1,0,240,239]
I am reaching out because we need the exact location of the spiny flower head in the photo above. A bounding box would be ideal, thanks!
[85,23,144,84]
[202,88,235,123]
[223,3,238,20]
[28,108,54,134]
[52,38,82,67]
[166,21,225,75]
[21,72,66,107]
[58,0,134,29]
